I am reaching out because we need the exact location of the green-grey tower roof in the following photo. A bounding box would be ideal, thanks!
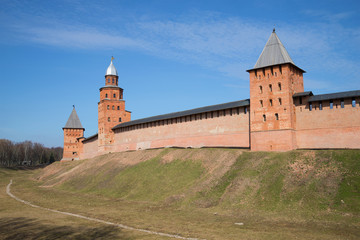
[247,29,304,72]
[63,107,84,129]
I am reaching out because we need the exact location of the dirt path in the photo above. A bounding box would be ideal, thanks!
[6,179,204,240]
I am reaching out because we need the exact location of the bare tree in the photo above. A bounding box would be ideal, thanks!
[0,139,63,167]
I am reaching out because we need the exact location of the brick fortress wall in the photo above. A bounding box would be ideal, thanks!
[72,30,360,159]
[111,106,250,152]
[82,136,99,159]
[295,96,360,149]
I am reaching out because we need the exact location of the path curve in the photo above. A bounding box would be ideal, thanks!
[6,180,203,240]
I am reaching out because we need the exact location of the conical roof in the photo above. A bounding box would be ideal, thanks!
[106,58,118,76]
[250,29,303,71]
[64,107,84,129]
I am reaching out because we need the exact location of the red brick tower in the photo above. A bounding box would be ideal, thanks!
[98,57,131,152]
[247,29,305,151]
[61,107,85,161]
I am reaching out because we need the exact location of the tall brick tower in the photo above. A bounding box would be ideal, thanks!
[61,107,85,161]
[247,29,305,151]
[98,58,131,152]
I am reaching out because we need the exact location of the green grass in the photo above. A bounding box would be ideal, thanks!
[60,152,204,202]
[107,157,203,201]
[194,150,360,216]
[331,150,360,211]
[1,148,359,239]
[56,149,360,215]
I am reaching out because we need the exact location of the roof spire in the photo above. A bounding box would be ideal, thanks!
[252,30,295,69]
[106,56,118,76]
[247,29,305,72]
[64,107,84,129]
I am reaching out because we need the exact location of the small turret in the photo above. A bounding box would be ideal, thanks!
[61,106,85,161]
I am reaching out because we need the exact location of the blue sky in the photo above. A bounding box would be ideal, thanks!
[0,0,359,147]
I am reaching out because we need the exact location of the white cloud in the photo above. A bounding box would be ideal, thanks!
[302,9,355,23]
[5,9,360,92]
[19,26,148,50]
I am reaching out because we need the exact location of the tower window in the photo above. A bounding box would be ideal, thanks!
[107,105,109,110]
[117,106,120,110]
[341,99,345,108]
[119,118,122,122]
[279,65,282,74]
[278,98,282,105]
[112,105,115,110]
[275,72,277,77]
[112,79,114,84]
[299,97,302,105]
[330,100,333,109]
[108,78,110,83]
[352,98,356,107]
[113,94,116,98]
[105,93,108,98]
[271,66,274,75]
[275,113,279,120]
[270,99,273,106]
[309,102,312,111]
[263,114,266,122]
[319,101,323,110]
[260,86,263,93]
[278,83,281,90]
[108,117,110,122]
[260,100,263,107]
[269,84,272,92]
[244,107,247,114]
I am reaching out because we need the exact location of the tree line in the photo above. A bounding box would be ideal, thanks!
[0,139,63,167]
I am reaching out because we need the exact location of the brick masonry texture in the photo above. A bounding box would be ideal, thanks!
[295,97,360,149]
[248,64,304,150]
[62,128,84,160]
[112,109,250,152]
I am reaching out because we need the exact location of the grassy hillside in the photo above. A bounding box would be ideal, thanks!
[37,148,360,215]
[2,148,359,239]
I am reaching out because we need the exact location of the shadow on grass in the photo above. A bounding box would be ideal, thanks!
[5,165,50,171]
[0,217,133,240]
